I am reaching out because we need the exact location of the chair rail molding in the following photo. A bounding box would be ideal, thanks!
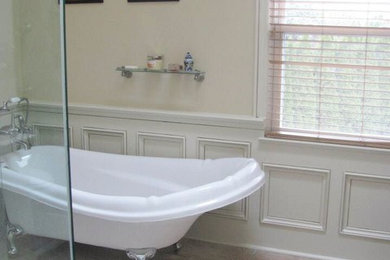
[29,102,265,130]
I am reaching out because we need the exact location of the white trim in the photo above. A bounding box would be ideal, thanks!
[137,132,186,158]
[248,245,346,260]
[29,102,63,114]
[81,127,127,155]
[256,0,270,119]
[259,136,390,154]
[29,102,265,130]
[253,0,260,117]
[261,163,330,232]
[184,238,347,260]
[340,172,390,241]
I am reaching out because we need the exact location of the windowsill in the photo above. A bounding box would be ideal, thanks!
[264,131,390,150]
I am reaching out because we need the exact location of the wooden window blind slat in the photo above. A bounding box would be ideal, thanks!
[268,0,390,147]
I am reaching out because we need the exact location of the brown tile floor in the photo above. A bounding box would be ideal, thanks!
[4,235,314,260]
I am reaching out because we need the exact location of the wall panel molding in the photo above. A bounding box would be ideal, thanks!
[33,124,73,147]
[208,197,249,221]
[137,132,186,158]
[82,127,127,155]
[340,172,390,241]
[29,104,390,259]
[261,164,330,231]
[198,138,251,220]
[198,138,251,160]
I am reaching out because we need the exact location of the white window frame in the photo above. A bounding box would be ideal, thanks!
[256,0,390,149]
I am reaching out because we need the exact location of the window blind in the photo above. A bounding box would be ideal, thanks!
[268,0,390,147]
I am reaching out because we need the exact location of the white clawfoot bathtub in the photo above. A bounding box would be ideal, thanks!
[1,145,265,253]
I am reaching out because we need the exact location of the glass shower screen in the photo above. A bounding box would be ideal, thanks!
[0,0,74,259]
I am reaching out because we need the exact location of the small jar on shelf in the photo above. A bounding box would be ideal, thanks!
[147,55,164,70]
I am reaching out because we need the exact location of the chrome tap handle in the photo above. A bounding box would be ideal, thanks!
[15,115,25,129]
[12,139,30,150]
[9,114,21,137]
[17,97,29,124]
[2,97,30,123]
[0,101,10,112]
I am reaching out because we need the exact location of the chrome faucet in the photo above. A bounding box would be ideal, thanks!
[0,97,29,120]
[12,139,31,150]
[0,97,32,150]
[0,128,10,135]
[13,114,32,135]
[0,128,32,150]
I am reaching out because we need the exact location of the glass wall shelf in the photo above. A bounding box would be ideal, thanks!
[116,66,205,82]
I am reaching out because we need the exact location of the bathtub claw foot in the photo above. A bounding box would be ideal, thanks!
[174,241,182,253]
[126,248,157,260]
[7,224,23,256]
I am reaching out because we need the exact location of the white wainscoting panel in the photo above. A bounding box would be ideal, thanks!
[207,197,249,221]
[340,172,390,240]
[82,127,127,155]
[33,124,73,147]
[137,132,185,158]
[198,138,251,160]
[29,103,390,260]
[198,138,251,220]
[261,164,330,231]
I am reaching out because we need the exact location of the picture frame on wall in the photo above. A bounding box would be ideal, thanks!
[66,0,103,3]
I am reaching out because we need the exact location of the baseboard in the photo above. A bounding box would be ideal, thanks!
[186,236,347,260]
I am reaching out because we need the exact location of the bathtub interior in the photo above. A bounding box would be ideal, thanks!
[2,146,259,197]
[70,147,259,197]
[2,146,68,185]
[1,146,70,215]
[68,147,264,222]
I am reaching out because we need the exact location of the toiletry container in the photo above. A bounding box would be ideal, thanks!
[147,55,164,70]
[184,52,194,72]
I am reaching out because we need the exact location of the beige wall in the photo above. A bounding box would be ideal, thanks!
[66,0,257,116]
[0,0,18,102]
[16,0,63,103]
[0,0,63,104]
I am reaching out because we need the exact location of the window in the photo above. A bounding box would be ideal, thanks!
[267,0,390,148]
